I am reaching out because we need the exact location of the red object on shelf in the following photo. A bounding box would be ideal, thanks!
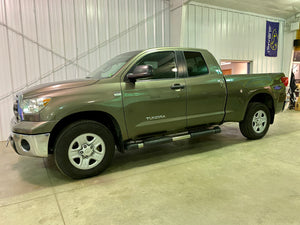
[281,77,289,87]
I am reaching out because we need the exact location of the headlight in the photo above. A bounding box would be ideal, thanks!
[20,97,51,114]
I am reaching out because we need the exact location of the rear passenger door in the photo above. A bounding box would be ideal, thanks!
[183,51,226,127]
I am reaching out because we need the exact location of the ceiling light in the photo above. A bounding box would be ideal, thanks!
[221,62,231,66]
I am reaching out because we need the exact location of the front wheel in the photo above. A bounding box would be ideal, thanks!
[54,120,115,179]
[239,102,271,140]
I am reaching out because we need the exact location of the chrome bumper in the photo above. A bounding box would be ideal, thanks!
[9,132,50,157]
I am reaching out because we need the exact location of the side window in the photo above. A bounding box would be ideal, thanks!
[184,51,209,77]
[135,51,177,79]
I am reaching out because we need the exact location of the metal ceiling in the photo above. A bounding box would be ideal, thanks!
[189,0,300,19]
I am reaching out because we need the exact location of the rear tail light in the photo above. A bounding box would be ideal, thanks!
[281,77,288,87]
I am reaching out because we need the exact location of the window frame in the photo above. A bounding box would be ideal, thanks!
[129,50,181,81]
[181,51,210,78]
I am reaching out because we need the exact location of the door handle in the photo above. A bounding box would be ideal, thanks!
[218,79,225,88]
[171,84,185,90]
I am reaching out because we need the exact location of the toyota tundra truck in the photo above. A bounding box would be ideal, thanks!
[9,47,288,178]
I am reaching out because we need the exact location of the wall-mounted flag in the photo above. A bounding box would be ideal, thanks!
[265,21,279,57]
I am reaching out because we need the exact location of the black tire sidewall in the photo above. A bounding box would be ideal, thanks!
[239,103,271,140]
[54,120,115,179]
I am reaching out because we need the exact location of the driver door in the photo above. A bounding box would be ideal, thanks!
[121,51,187,139]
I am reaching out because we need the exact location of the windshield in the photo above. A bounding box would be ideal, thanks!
[88,51,142,79]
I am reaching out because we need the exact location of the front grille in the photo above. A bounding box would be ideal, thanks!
[13,99,18,118]
[13,94,21,122]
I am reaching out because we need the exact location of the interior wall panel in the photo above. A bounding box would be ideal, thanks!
[48,0,65,77]
[87,0,100,71]
[20,0,37,41]
[182,3,285,74]
[5,0,21,32]
[35,0,53,77]
[62,0,77,79]
[0,0,170,140]
[0,96,13,141]
[155,0,163,46]
[8,30,27,92]
[0,0,5,23]
[0,25,12,98]
[24,40,40,84]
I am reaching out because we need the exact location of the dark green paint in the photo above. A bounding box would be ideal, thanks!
[12,47,286,142]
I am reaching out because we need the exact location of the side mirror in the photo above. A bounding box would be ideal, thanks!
[126,65,153,81]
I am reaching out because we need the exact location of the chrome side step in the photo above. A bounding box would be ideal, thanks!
[125,126,221,150]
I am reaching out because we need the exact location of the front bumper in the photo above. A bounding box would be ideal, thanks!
[9,132,50,157]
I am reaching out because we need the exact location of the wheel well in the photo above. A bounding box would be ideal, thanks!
[48,111,124,154]
[249,93,275,124]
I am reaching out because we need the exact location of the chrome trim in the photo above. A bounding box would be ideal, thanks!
[10,132,50,157]
[172,134,191,141]
[138,143,144,149]
[10,117,17,129]
[113,92,122,97]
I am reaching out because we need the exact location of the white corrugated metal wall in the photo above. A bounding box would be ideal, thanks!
[0,0,170,141]
[181,3,285,73]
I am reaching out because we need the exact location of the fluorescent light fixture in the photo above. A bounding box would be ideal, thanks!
[221,62,231,66]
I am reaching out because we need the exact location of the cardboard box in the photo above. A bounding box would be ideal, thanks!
[296,99,300,111]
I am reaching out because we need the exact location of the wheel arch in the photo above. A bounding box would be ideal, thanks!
[248,93,275,124]
[48,111,124,154]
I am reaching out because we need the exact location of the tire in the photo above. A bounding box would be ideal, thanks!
[54,120,115,179]
[239,102,271,140]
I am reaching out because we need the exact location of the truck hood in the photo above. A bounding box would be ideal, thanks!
[23,79,98,98]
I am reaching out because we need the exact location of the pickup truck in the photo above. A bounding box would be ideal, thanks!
[9,47,287,179]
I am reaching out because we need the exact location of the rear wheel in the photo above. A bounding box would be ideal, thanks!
[54,120,115,179]
[239,102,271,140]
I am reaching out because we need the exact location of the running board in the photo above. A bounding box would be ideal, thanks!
[125,126,221,150]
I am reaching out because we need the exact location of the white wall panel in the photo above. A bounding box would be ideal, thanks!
[182,3,285,74]
[163,1,169,46]
[8,30,26,91]
[5,0,21,32]
[66,64,77,80]
[86,0,99,50]
[87,0,100,71]
[35,0,51,48]
[99,45,109,65]
[0,0,5,23]
[20,0,36,41]
[48,0,65,75]
[98,0,109,45]
[24,40,40,84]
[74,0,88,56]
[41,74,53,84]
[39,47,53,76]
[155,0,164,46]
[35,0,53,77]
[0,0,170,140]
[62,0,76,61]
[146,0,155,48]
[109,39,119,59]
[108,0,119,39]
[119,0,128,34]
[0,26,12,98]
[0,96,13,140]
[282,30,295,79]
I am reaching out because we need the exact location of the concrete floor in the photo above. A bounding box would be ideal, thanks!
[0,110,300,225]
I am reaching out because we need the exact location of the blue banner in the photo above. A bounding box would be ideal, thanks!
[265,21,279,57]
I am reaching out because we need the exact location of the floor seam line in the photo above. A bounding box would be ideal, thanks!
[43,158,67,225]
[0,193,54,208]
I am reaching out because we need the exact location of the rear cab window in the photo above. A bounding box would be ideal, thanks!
[183,51,209,77]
